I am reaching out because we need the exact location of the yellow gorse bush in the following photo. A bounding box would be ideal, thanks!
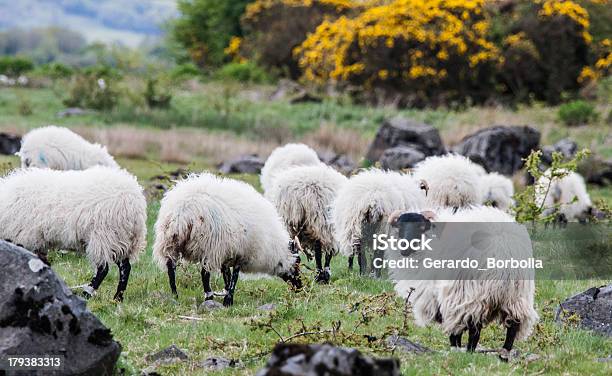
[294,0,498,92]
[538,0,592,43]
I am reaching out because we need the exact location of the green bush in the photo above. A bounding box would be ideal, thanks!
[558,100,599,126]
[170,63,200,80]
[216,61,271,84]
[38,62,74,79]
[63,73,120,111]
[144,78,172,109]
[0,56,34,76]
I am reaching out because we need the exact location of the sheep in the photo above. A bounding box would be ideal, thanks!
[331,169,426,275]
[152,173,302,306]
[260,143,321,194]
[535,169,593,222]
[392,206,538,358]
[413,154,483,211]
[267,163,347,283]
[0,166,146,301]
[479,172,515,211]
[17,126,119,170]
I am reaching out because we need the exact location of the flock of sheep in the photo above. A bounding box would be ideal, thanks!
[0,125,595,356]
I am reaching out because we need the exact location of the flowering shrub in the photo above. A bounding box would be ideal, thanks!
[238,0,363,77]
[294,0,499,106]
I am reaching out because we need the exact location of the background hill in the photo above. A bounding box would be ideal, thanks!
[0,0,177,47]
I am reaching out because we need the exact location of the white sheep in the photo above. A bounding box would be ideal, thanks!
[260,143,321,194]
[479,172,515,211]
[152,173,302,306]
[535,169,593,222]
[267,163,347,283]
[17,126,119,170]
[0,166,146,301]
[413,154,483,211]
[392,206,538,357]
[331,169,426,274]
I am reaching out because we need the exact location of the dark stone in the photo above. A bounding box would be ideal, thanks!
[385,335,430,353]
[578,156,612,187]
[379,146,426,170]
[256,343,401,376]
[200,356,239,371]
[318,150,356,175]
[0,133,21,155]
[555,285,612,336]
[541,138,578,165]
[366,117,445,162]
[452,125,540,175]
[0,240,121,375]
[218,154,264,174]
[145,344,188,363]
[56,108,94,118]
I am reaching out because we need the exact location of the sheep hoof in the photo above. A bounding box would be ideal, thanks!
[205,295,215,301]
[223,295,234,307]
[315,270,331,284]
[498,348,515,362]
[113,294,124,303]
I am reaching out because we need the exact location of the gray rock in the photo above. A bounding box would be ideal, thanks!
[385,335,430,353]
[453,125,541,175]
[379,146,426,170]
[290,91,323,104]
[0,240,121,375]
[0,132,21,155]
[555,285,612,336]
[198,300,224,312]
[366,117,445,162]
[257,303,277,311]
[56,107,94,118]
[541,138,578,165]
[145,344,188,364]
[200,356,239,370]
[318,150,356,175]
[578,156,612,187]
[256,343,400,376]
[218,154,264,174]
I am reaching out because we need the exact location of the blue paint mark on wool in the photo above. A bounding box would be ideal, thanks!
[38,152,48,166]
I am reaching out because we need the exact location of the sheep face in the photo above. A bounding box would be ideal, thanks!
[278,240,303,290]
[391,212,432,257]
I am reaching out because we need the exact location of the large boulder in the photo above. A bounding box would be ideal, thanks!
[0,240,122,375]
[366,117,445,163]
[379,146,426,171]
[541,138,577,165]
[256,343,400,376]
[217,154,265,174]
[452,125,540,175]
[318,150,356,175]
[555,285,612,336]
[578,156,612,187]
[0,133,21,155]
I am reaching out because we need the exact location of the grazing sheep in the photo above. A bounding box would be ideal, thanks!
[480,172,515,211]
[392,206,538,357]
[17,126,119,170]
[260,143,321,194]
[153,173,302,306]
[267,163,347,283]
[0,167,146,301]
[413,154,483,211]
[535,169,593,222]
[331,169,426,274]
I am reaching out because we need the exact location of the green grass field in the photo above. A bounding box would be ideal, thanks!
[0,83,611,375]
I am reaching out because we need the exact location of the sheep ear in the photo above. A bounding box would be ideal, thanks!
[387,209,405,225]
[420,210,436,220]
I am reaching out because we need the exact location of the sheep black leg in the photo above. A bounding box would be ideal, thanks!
[450,332,463,348]
[166,259,178,297]
[113,259,131,302]
[83,263,109,299]
[201,267,214,301]
[499,319,520,362]
[348,254,354,270]
[466,320,482,352]
[314,241,326,284]
[222,264,231,293]
[223,266,241,307]
[321,252,332,284]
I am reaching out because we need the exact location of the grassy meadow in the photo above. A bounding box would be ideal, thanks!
[0,83,611,375]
